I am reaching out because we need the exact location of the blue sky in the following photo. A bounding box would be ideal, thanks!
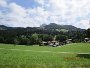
[0,0,90,29]
[8,0,39,8]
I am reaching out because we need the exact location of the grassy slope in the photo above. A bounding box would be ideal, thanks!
[0,43,90,68]
[0,43,90,53]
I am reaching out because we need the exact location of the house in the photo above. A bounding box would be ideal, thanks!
[84,38,90,43]
[66,39,72,44]
[39,41,48,46]
[49,41,59,47]
[39,41,59,47]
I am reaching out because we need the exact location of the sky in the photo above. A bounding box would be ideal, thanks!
[0,0,90,29]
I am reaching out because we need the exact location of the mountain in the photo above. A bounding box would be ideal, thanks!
[0,23,85,32]
[40,23,84,31]
[40,24,47,28]
[0,25,8,30]
[0,25,25,30]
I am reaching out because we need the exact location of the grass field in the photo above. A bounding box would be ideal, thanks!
[0,43,90,68]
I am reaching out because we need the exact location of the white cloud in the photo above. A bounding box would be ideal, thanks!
[0,0,90,29]
[9,3,27,17]
[36,0,90,29]
[35,0,45,5]
[0,2,49,27]
[27,7,50,27]
[75,19,90,29]
[0,0,7,7]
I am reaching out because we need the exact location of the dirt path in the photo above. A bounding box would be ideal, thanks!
[0,48,90,54]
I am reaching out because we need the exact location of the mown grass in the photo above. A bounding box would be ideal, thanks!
[0,43,90,68]
[0,43,90,53]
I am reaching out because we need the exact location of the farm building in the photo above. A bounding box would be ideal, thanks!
[39,41,59,47]
[66,39,72,44]
[84,38,90,43]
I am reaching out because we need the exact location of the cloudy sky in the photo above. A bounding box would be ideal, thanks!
[0,0,90,29]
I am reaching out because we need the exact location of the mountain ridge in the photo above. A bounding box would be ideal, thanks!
[0,23,85,31]
[40,23,85,31]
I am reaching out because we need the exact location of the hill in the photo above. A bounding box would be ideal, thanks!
[40,23,84,31]
[0,23,85,31]
[0,25,8,30]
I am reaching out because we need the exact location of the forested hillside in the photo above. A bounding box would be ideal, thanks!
[0,23,89,45]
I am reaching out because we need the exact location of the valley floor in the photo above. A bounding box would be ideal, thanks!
[0,43,90,68]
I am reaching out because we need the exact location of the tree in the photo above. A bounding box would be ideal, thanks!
[14,37,20,45]
[38,34,43,42]
[56,35,67,42]
[31,33,39,44]
[72,30,85,42]
[0,36,4,43]
[43,34,53,42]
[18,35,28,45]
[86,28,90,38]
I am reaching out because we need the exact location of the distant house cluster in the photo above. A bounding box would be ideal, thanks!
[39,38,90,47]
[39,39,72,47]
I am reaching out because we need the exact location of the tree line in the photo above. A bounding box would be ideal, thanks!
[0,28,90,45]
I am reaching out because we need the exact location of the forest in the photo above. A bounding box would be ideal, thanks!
[0,23,90,45]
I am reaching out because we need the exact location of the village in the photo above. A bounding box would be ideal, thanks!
[39,38,90,47]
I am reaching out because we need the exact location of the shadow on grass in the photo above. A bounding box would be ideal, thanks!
[76,54,90,59]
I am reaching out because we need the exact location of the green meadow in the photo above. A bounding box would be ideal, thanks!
[0,43,90,68]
